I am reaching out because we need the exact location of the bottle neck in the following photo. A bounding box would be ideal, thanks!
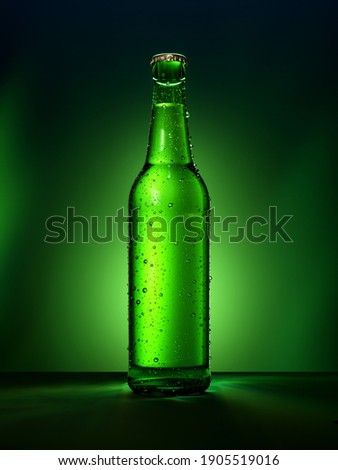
[146,80,192,165]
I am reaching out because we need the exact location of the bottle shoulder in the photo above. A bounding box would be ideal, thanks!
[129,163,210,210]
[130,163,209,194]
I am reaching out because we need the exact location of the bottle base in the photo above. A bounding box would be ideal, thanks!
[128,365,211,397]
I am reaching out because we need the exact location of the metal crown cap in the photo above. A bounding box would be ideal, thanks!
[150,53,188,66]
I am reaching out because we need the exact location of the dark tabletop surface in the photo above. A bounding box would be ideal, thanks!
[0,373,337,450]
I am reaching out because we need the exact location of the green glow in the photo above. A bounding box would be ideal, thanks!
[0,33,336,372]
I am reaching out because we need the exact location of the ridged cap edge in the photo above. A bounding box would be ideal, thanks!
[150,53,188,66]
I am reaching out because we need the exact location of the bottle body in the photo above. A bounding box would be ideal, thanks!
[128,54,210,396]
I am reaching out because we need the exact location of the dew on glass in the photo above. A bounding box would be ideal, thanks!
[127,53,210,396]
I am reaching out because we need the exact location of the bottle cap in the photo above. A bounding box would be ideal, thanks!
[150,53,188,66]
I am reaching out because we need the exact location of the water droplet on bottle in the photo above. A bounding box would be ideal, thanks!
[192,279,196,284]
[186,258,191,264]
[142,288,147,293]
[168,203,173,208]
[180,155,185,160]
[144,259,148,264]
[185,111,190,118]
[153,245,156,249]
[191,312,196,318]
[150,264,154,267]
[136,300,141,305]
[153,357,159,363]
[209,275,213,281]
[159,293,163,297]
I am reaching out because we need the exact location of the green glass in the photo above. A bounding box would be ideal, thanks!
[128,53,210,396]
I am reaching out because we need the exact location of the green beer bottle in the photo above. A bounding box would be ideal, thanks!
[128,53,210,396]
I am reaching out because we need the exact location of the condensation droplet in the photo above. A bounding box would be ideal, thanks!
[142,288,147,293]
[144,259,148,264]
[136,300,141,305]
[153,357,159,363]
[168,203,173,208]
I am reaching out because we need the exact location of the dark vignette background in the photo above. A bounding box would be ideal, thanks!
[0,0,337,373]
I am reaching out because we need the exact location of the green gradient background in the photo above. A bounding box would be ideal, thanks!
[0,0,337,372]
